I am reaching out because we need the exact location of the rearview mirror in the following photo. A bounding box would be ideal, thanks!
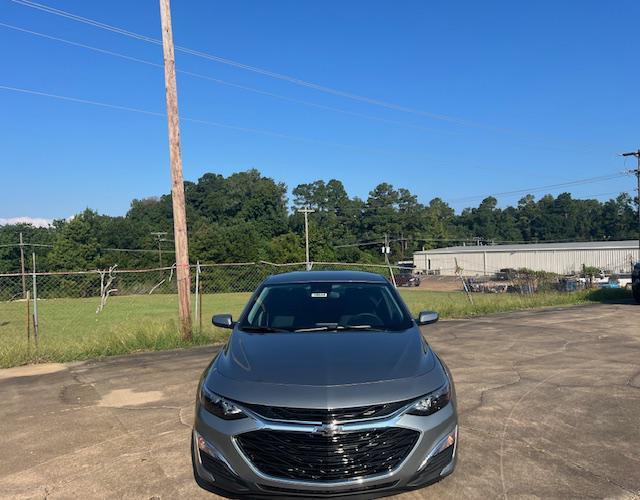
[417,310,439,325]
[212,314,234,329]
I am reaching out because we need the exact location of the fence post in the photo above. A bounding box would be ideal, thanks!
[25,290,31,344]
[19,232,27,298]
[198,262,203,333]
[194,261,200,333]
[31,252,39,347]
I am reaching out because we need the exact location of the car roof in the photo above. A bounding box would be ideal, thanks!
[264,270,389,284]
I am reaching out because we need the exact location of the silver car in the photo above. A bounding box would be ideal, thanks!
[192,271,458,497]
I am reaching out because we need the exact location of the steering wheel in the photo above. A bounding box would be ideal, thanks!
[345,312,383,327]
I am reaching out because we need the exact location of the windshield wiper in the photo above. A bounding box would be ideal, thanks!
[336,325,386,331]
[240,326,291,333]
[293,325,386,332]
[294,326,334,332]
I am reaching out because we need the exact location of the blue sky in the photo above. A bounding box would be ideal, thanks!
[1,0,639,221]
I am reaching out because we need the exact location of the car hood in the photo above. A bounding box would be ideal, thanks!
[205,327,444,407]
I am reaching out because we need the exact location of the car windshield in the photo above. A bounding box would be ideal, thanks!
[239,282,413,332]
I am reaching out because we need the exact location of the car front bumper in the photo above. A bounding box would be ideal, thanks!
[192,400,458,498]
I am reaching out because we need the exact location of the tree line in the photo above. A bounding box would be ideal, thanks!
[0,169,637,273]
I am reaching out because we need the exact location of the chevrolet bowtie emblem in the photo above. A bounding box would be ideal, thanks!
[313,422,343,436]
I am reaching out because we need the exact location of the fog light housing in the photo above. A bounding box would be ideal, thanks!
[194,430,235,473]
[418,426,457,472]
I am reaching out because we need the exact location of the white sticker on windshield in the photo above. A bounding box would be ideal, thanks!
[311,292,328,298]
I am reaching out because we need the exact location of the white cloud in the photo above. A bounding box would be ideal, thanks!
[0,217,53,228]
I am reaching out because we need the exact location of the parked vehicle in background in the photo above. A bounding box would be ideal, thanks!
[599,274,622,289]
[192,271,457,497]
[396,272,421,287]
[615,273,633,290]
[632,263,640,303]
[496,268,518,281]
[396,262,421,287]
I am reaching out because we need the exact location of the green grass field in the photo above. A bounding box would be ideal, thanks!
[0,288,629,368]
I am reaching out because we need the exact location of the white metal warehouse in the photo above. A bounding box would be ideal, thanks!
[413,240,639,276]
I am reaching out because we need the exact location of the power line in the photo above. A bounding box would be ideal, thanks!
[6,0,483,125]
[568,190,630,199]
[4,82,629,205]
[0,21,465,139]
[448,173,628,203]
[0,242,176,253]
[0,84,397,155]
[7,0,593,147]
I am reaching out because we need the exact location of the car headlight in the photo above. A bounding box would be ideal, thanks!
[200,386,247,420]
[406,381,451,416]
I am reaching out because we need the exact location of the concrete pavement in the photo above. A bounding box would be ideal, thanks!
[1,302,639,499]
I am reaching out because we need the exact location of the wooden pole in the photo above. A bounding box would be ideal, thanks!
[384,233,397,287]
[297,207,315,270]
[455,257,474,305]
[19,232,27,298]
[159,0,192,340]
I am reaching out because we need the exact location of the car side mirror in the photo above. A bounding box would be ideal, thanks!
[212,314,234,329]
[417,310,439,325]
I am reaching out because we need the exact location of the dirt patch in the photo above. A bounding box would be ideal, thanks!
[98,388,165,408]
[0,363,67,380]
[416,276,462,292]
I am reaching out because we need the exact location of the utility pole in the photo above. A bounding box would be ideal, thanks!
[382,233,396,287]
[19,232,26,298]
[159,0,192,340]
[298,206,315,270]
[151,231,168,267]
[621,149,640,261]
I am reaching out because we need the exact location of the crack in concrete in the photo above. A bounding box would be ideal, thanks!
[495,332,640,500]
[519,436,640,497]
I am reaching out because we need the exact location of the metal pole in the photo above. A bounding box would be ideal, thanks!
[621,150,640,263]
[637,153,640,261]
[159,0,192,340]
[31,252,39,347]
[198,267,203,333]
[26,290,30,344]
[194,261,200,332]
[19,232,26,298]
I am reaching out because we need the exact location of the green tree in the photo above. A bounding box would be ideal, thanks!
[48,210,100,271]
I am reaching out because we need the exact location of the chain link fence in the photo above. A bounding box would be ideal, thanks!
[0,261,405,367]
[1,259,629,368]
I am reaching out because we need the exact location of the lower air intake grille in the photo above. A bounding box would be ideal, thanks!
[236,428,419,482]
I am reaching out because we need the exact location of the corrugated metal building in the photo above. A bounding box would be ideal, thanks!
[413,240,639,276]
